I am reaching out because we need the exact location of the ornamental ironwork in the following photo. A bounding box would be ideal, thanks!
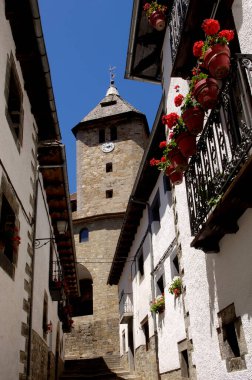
[169,0,190,63]
[185,54,252,235]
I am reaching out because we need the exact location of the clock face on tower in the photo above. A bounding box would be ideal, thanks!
[101,142,115,153]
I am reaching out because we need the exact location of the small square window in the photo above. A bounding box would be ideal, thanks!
[106,162,113,172]
[106,189,113,198]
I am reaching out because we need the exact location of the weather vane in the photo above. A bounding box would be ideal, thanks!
[109,65,116,85]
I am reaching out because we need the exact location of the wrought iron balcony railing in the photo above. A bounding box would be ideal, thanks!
[169,0,189,64]
[185,54,252,237]
[119,292,133,323]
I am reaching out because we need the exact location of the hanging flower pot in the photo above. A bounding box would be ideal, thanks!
[175,132,197,158]
[182,106,205,135]
[149,10,166,31]
[204,44,231,79]
[165,166,183,186]
[167,148,188,172]
[193,78,220,110]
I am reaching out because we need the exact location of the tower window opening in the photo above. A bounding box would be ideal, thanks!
[99,129,105,143]
[106,162,113,172]
[80,228,89,243]
[106,189,113,198]
[110,126,117,141]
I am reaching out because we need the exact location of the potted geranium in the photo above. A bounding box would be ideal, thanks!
[168,276,182,297]
[174,89,205,135]
[193,19,235,79]
[143,1,167,31]
[190,67,220,110]
[150,294,165,313]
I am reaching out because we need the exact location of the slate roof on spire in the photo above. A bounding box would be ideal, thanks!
[72,83,147,136]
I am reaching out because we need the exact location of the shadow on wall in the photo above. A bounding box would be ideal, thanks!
[206,209,252,335]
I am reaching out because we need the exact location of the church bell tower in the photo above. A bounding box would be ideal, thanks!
[65,79,149,358]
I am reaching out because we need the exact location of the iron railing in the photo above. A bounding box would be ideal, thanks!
[185,54,252,235]
[119,292,133,318]
[169,0,190,63]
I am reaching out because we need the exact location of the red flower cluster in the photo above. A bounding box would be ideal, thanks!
[159,141,167,148]
[174,94,184,107]
[143,3,150,11]
[150,158,160,166]
[193,40,204,57]
[162,113,179,129]
[161,156,167,163]
[201,19,220,35]
[218,29,234,42]
[174,84,180,91]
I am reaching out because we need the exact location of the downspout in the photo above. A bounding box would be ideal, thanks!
[26,167,40,380]
[131,197,161,380]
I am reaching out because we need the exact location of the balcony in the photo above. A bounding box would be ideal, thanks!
[119,293,133,324]
[185,54,252,253]
[169,0,237,77]
[49,260,64,301]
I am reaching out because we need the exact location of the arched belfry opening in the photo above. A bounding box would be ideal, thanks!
[72,264,93,316]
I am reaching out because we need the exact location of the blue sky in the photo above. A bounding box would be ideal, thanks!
[39,0,162,193]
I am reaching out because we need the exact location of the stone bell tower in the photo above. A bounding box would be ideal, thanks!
[65,80,149,358]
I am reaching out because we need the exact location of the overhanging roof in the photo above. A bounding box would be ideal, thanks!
[125,0,169,83]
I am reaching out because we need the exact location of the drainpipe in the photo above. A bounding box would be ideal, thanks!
[131,197,161,380]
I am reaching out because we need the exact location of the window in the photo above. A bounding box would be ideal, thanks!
[180,350,190,378]
[173,254,180,274]
[5,53,23,147]
[79,228,89,243]
[157,275,164,294]
[110,126,117,141]
[217,303,247,372]
[151,191,160,230]
[138,250,144,277]
[142,319,150,351]
[122,330,126,354]
[99,129,105,143]
[0,190,19,278]
[106,162,113,172]
[106,189,113,198]
[42,293,48,339]
[163,173,171,192]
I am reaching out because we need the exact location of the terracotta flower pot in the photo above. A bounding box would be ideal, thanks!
[204,44,231,79]
[173,288,181,297]
[182,106,205,135]
[167,148,188,172]
[149,10,166,31]
[193,78,220,110]
[165,166,183,186]
[175,132,197,158]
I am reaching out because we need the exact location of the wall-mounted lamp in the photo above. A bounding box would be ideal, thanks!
[35,220,68,249]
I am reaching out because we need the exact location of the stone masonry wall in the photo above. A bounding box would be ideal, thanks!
[65,217,122,358]
[134,336,159,380]
[30,330,48,380]
[76,117,148,218]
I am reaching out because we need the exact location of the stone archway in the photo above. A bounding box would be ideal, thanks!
[71,264,93,316]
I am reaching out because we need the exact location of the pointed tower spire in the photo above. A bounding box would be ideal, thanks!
[106,65,119,96]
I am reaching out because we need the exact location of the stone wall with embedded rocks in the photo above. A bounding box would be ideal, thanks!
[134,336,159,380]
[30,330,48,380]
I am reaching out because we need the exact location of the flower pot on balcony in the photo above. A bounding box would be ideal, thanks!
[204,44,230,79]
[165,166,183,186]
[167,148,188,172]
[193,78,220,110]
[182,106,205,135]
[173,288,181,297]
[175,132,197,158]
[149,10,166,31]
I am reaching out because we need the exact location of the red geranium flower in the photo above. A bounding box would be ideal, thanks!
[150,158,157,166]
[201,19,220,35]
[193,40,204,57]
[168,131,174,140]
[162,113,179,129]
[159,141,167,149]
[161,156,167,163]
[218,29,234,42]
[174,85,180,92]
[143,3,150,11]
[174,94,184,107]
